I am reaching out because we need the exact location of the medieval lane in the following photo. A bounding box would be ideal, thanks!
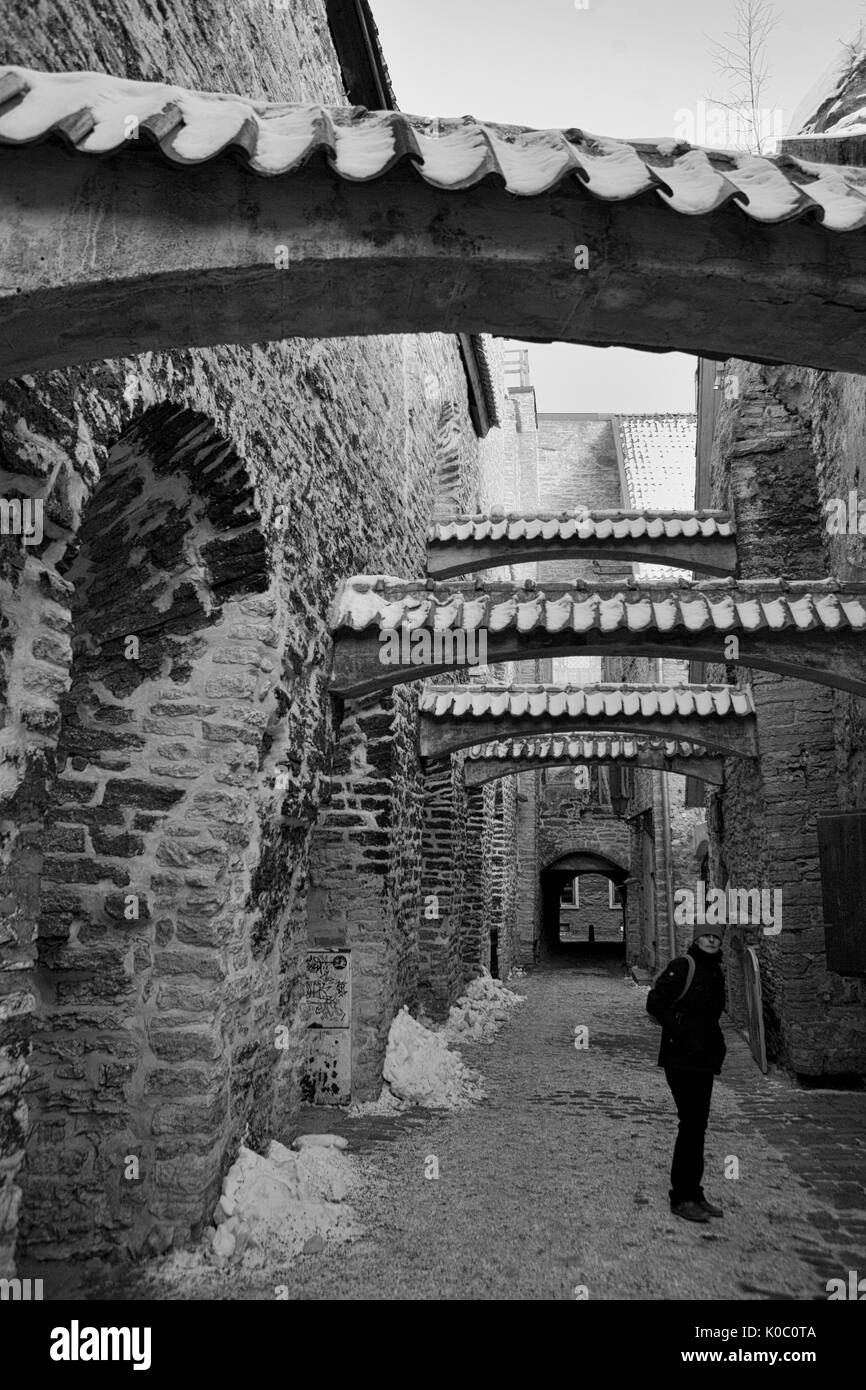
[122,956,865,1303]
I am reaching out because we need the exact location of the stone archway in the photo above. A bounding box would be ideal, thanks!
[4,69,866,377]
[15,403,290,1262]
[540,849,628,960]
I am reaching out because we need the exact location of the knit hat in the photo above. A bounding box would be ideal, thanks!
[693,920,725,943]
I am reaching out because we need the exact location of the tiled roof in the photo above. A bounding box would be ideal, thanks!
[617,415,697,513]
[418,684,756,720]
[3,67,866,230]
[462,333,501,432]
[333,575,866,636]
[466,735,719,762]
[428,508,731,544]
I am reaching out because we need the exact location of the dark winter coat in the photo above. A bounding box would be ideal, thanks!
[646,942,727,1074]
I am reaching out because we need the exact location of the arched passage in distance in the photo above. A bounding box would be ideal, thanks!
[540,850,629,964]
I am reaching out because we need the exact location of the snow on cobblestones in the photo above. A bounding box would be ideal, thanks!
[150,1136,361,1288]
[383,1006,486,1109]
[443,974,525,1045]
[350,974,522,1113]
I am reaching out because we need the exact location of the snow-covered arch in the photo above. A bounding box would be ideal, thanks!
[3,67,866,378]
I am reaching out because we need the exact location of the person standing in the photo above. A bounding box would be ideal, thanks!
[646,926,727,1223]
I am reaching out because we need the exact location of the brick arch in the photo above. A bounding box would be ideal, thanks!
[539,848,629,955]
[542,849,629,884]
[19,403,283,1262]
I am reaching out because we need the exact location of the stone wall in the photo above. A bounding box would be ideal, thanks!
[705,361,866,1075]
[0,0,493,1269]
[559,875,623,943]
[535,414,631,585]
[416,759,467,1019]
[538,769,630,876]
[616,656,710,970]
[809,370,866,812]
[514,770,542,965]
[305,687,427,1098]
[484,777,519,980]
[462,785,491,979]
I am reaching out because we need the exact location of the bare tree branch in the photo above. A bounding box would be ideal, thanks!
[704,0,781,154]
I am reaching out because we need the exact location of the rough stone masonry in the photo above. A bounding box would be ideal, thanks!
[0,0,508,1272]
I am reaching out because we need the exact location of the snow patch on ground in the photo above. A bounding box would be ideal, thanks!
[349,974,523,1113]
[346,1084,407,1117]
[383,1005,486,1109]
[443,974,525,1045]
[149,1138,361,1290]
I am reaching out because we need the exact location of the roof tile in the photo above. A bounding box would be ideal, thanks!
[418,683,756,720]
[466,735,716,761]
[333,576,866,636]
[3,67,866,230]
[428,507,731,545]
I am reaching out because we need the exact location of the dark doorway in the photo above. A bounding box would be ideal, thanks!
[540,852,627,963]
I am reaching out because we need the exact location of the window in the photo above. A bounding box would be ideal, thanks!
[608,880,620,910]
[561,877,579,906]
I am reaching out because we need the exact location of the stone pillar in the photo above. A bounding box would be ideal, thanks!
[486,777,519,979]
[514,769,541,965]
[417,759,466,1018]
[622,875,642,966]
[461,784,489,979]
[6,406,286,1264]
[709,362,866,1073]
[306,687,423,1099]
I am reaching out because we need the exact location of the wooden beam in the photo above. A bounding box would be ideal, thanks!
[421,711,757,761]
[4,144,866,378]
[463,751,724,786]
[425,532,737,578]
[330,627,866,700]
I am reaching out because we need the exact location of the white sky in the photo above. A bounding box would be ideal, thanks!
[372,0,863,412]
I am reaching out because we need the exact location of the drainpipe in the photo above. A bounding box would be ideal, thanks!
[657,658,677,964]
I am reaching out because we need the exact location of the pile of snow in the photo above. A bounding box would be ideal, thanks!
[383,1006,485,1109]
[347,1085,407,1117]
[347,977,522,1116]
[204,1135,359,1269]
[443,973,525,1045]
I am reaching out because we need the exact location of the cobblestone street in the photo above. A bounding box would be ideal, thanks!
[119,956,864,1301]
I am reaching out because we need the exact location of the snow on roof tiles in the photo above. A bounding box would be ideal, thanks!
[466,735,718,762]
[618,415,697,514]
[3,66,866,230]
[428,508,731,544]
[332,575,866,636]
[418,684,756,720]
[614,416,699,581]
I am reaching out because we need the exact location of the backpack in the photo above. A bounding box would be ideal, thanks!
[651,953,695,1002]
[674,954,696,1003]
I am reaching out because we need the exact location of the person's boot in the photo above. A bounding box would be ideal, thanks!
[698,1195,723,1218]
[670,1200,711,1223]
